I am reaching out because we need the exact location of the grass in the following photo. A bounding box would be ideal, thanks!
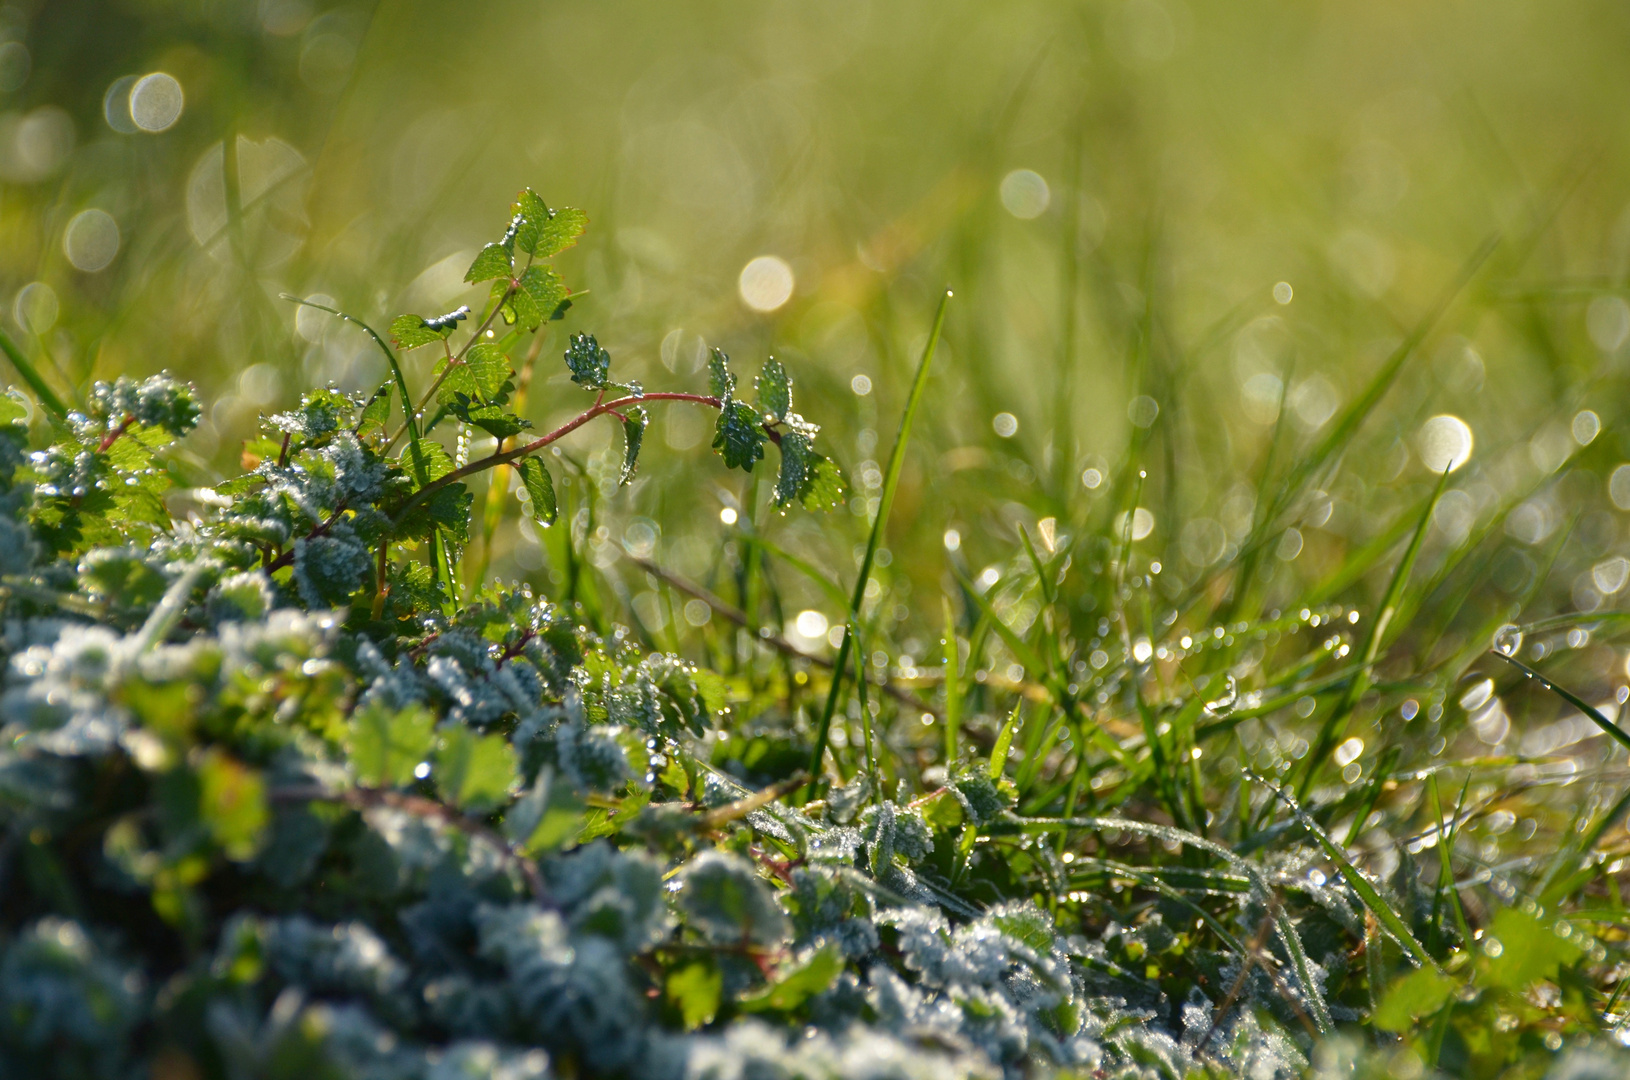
[7,1,1630,1073]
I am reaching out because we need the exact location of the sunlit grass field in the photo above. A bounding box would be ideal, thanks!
[8,0,1630,1074]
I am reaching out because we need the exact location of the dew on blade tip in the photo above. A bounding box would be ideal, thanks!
[1492,624,1523,657]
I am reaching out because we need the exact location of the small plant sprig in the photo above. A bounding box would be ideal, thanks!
[261,188,844,618]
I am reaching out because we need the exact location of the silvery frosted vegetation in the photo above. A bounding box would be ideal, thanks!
[1,191,1629,1080]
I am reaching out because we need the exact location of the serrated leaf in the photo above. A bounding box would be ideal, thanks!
[511,189,551,256]
[620,405,648,486]
[739,944,843,1013]
[518,456,557,526]
[436,342,512,406]
[774,431,815,507]
[799,453,845,511]
[565,333,611,389]
[532,206,588,258]
[435,726,516,812]
[451,400,530,440]
[356,382,392,442]
[399,440,455,487]
[756,357,792,421]
[509,265,568,332]
[708,347,735,400]
[424,484,473,546]
[349,702,436,788]
[465,242,513,284]
[713,401,765,472]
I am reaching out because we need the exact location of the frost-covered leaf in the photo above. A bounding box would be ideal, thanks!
[517,457,556,526]
[390,307,469,350]
[675,851,789,946]
[564,333,610,389]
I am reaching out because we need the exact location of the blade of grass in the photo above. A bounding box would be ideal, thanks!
[1299,467,1452,798]
[1489,650,1630,754]
[806,290,952,797]
[1019,813,1334,1032]
[0,325,67,419]
[943,596,962,765]
[1251,771,1437,969]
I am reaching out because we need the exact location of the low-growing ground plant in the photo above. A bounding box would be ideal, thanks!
[1,190,1627,1080]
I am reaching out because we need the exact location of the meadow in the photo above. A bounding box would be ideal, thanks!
[2,1,1630,1077]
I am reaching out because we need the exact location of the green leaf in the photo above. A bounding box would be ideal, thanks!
[708,347,736,399]
[349,702,436,788]
[990,703,1022,778]
[755,357,792,421]
[532,206,588,259]
[666,960,722,1031]
[511,189,551,256]
[0,389,28,426]
[399,440,455,487]
[437,341,512,406]
[423,484,473,546]
[739,944,842,1013]
[517,456,557,526]
[798,454,846,511]
[507,265,568,332]
[713,401,765,472]
[1374,966,1457,1032]
[435,726,516,812]
[390,312,457,350]
[450,399,529,440]
[465,242,513,285]
[356,382,392,442]
[504,767,585,855]
[620,405,648,485]
[198,749,270,862]
[1482,907,1583,992]
[565,333,610,389]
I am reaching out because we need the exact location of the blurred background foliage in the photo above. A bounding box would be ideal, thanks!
[3,0,1630,666]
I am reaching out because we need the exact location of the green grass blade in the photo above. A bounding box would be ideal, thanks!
[943,596,962,765]
[1252,772,1437,969]
[0,325,67,419]
[1020,814,1334,1032]
[1300,467,1451,796]
[1490,650,1630,754]
[806,290,951,796]
[281,294,424,453]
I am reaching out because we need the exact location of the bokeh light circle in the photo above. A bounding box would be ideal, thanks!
[738,255,794,312]
[130,73,184,132]
[103,75,139,133]
[1000,169,1050,219]
[63,209,121,272]
[13,282,58,335]
[1419,414,1473,473]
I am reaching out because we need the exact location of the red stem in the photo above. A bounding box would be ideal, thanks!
[392,392,754,523]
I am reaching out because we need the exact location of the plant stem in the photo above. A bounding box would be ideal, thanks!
[391,392,736,524]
